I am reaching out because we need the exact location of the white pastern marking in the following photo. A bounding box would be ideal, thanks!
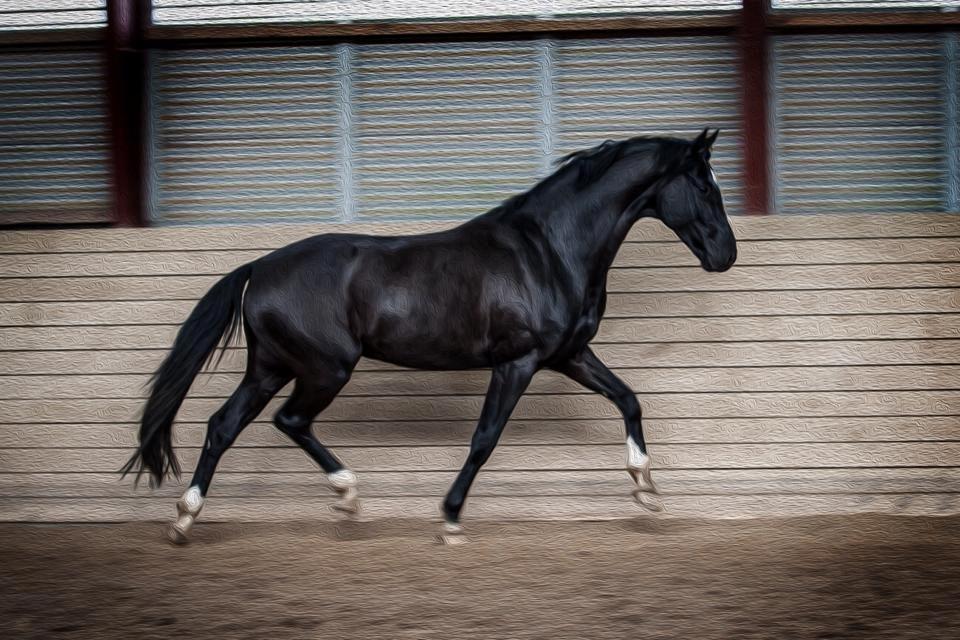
[181,485,204,513]
[626,437,649,470]
[328,469,358,489]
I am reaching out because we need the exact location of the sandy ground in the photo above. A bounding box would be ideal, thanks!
[2,514,959,639]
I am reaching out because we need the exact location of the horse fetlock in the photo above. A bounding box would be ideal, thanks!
[632,488,665,513]
[168,486,204,545]
[328,468,357,489]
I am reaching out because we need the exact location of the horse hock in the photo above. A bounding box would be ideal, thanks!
[627,437,664,512]
[167,486,204,545]
[328,469,359,514]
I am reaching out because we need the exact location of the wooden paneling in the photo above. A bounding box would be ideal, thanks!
[5,340,958,375]
[0,213,958,522]
[2,389,959,424]
[2,237,959,277]
[3,416,956,448]
[3,364,958,399]
[2,263,957,303]
[2,213,959,254]
[8,442,959,473]
[6,468,960,499]
[3,494,958,523]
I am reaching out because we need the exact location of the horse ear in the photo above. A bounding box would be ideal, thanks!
[706,128,720,149]
[692,128,709,150]
[703,129,720,151]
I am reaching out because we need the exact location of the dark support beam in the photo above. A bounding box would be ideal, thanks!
[106,0,150,227]
[739,0,772,216]
[146,13,738,44]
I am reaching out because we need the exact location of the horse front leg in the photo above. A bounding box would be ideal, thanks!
[440,354,538,544]
[553,346,664,513]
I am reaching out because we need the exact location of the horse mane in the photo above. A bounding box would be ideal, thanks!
[552,138,624,188]
[491,135,686,216]
[551,135,680,189]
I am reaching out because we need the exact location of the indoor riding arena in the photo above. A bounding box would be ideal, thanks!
[2,2,959,639]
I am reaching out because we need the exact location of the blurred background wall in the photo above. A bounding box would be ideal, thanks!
[1,0,959,225]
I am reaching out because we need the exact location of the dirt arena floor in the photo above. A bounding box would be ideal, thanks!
[2,514,959,639]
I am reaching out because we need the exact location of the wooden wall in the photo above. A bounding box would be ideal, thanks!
[1,214,958,522]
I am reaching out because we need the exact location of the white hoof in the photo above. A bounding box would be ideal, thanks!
[167,520,191,545]
[629,468,660,495]
[331,486,360,515]
[633,489,665,513]
[436,521,467,545]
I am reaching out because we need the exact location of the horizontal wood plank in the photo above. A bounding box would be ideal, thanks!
[2,264,956,304]
[3,340,957,375]
[5,311,953,352]
[5,289,960,325]
[3,416,956,448]
[4,468,960,499]
[3,237,957,278]
[4,442,960,474]
[3,364,958,400]
[2,493,958,522]
[2,390,957,424]
[2,214,958,254]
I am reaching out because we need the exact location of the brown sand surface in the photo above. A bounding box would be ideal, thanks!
[2,515,959,639]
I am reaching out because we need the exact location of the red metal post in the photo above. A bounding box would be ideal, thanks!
[739,0,772,215]
[106,0,150,226]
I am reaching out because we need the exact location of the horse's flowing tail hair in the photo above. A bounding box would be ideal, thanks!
[120,263,253,487]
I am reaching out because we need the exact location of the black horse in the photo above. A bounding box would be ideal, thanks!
[123,129,736,543]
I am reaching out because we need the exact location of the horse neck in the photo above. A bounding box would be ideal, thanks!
[533,179,640,281]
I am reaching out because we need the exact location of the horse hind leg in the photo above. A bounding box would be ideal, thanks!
[273,372,359,514]
[169,369,288,544]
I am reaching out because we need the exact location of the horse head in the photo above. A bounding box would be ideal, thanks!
[649,128,738,273]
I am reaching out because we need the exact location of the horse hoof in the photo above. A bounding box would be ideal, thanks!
[629,470,659,495]
[436,521,467,545]
[331,484,359,515]
[166,524,190,545]
[633,490,665,513]
[331,499,360,515]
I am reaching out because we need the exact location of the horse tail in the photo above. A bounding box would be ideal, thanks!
[120,263,254,487]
